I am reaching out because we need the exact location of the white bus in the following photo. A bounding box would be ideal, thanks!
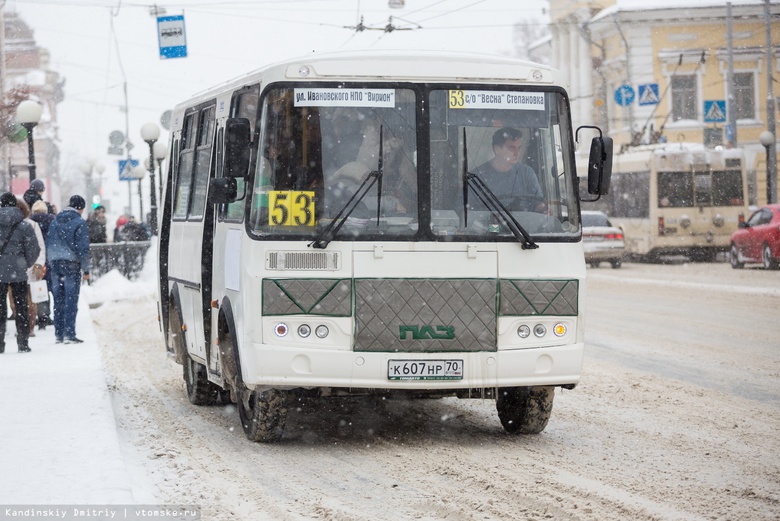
[157,50,612,442]
[579,142,750,262]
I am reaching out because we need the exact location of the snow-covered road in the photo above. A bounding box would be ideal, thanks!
[89,262,780,521]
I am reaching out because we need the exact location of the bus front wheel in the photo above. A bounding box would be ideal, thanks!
[238,387,288,443]
[496,386,555,435]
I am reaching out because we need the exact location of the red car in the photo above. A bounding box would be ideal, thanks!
[730,204,780,269]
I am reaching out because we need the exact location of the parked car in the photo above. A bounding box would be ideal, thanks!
[729,204,780,269]
[581,210,625,268]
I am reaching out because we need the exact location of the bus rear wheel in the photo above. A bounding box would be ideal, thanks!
[183,354,221,406]
[238,387,288,443]
[496,386,555,435]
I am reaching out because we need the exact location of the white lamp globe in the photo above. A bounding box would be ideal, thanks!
[140,122,161,142]
[153,141,168,160]
[16,100,44,125]
[131,164,147,180]
[759,130,775,148]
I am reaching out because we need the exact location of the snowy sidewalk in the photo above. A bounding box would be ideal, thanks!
[0,296,135,504]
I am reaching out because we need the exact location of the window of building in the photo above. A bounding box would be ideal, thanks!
[734,72,755,120]
[671,75,697,121]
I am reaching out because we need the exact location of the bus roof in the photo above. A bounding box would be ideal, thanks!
[174,50,564,113]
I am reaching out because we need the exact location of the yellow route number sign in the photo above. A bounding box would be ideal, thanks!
[268,190,316,227]
[449,90,466,109]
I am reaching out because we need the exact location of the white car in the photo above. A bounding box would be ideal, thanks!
[581,211,625,268]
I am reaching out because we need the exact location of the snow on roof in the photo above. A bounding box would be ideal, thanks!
[592,0,768,22]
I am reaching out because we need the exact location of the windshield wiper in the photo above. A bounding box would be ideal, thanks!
[309,127,384,249]
[461,129,537,250]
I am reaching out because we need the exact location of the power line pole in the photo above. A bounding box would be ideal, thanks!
[765,0,776,204]
[726,2,737,147]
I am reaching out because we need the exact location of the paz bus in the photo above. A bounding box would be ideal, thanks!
[579,142,750,262]
[157,50,612,442]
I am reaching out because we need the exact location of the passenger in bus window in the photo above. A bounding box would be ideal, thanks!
[474,127,545,213]
[328,115,416,216]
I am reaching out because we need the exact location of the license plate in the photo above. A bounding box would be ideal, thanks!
[387,360,463,381]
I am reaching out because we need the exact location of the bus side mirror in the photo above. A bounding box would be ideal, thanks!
[224,117,251,178]
[208,177,238,204]
[587,136,613,196]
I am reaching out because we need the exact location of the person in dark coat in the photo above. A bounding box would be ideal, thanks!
[22,178,54,214]
[0,192,41,353]
[30,200,55,329]
[46,195,90,344]
[87,205,107,243]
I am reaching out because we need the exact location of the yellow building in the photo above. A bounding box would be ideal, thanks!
[549,0,779,205]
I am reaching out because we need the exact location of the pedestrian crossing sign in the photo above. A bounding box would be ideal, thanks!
[638,84,659,105]
[118,159,139,181]
[704,100,726,123]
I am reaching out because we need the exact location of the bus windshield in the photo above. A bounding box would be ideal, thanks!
[247,85,579,241]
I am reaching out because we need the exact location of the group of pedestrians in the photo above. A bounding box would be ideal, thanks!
[0,184,90,353]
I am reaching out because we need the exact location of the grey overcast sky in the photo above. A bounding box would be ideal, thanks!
[9,0,548,189]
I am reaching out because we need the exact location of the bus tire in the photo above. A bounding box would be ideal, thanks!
[610,259,622,269]
[238,387,288,443]
[730,243,744,269]
[183,354,219,406]
[496,386,554,435]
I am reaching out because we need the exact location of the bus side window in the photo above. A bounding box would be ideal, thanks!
[173,113,197,219]
[188,105,216,220]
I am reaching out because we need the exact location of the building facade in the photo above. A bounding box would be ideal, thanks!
[1,10,63,202]
[549,0,778,205]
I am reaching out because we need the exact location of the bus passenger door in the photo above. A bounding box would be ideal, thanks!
[208,85,260,378]
[169,103,217,365]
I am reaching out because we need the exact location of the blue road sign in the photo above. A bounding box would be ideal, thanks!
[118,159,139,181]
[158,15,187,59]
[704,100,726,123]
[725,123,734,143]
[614,85,635,107]
[638,83,659,105]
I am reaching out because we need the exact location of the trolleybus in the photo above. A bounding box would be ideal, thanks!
[579,142,750,262]
[157,50,612,442]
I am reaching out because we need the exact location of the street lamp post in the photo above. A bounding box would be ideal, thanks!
[16,100,44,182]
[140,122,161,235]
[153,141,167,203]
[131,164,146,225]
[760,130,777,205]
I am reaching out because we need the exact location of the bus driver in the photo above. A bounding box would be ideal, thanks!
[474,127,545,213]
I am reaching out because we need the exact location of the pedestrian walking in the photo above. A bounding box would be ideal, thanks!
[30,201,55,329]
[46,195,90,344]
[0,192,41,353]
[22,178,54,214]
[5,198,46,337]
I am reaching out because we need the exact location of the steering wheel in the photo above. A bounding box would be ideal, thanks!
[497,194,546,213]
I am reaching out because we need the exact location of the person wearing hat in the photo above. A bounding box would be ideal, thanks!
[23,179,54,214]
[45,195,90,344]
[0,192,41,353]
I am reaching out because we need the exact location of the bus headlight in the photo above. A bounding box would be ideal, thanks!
[315,325,329,338]
[297,324,311,338]
[680,215,691,229]
[713,213,724,227]
[533,324,546,337]
[517,325,531,338]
